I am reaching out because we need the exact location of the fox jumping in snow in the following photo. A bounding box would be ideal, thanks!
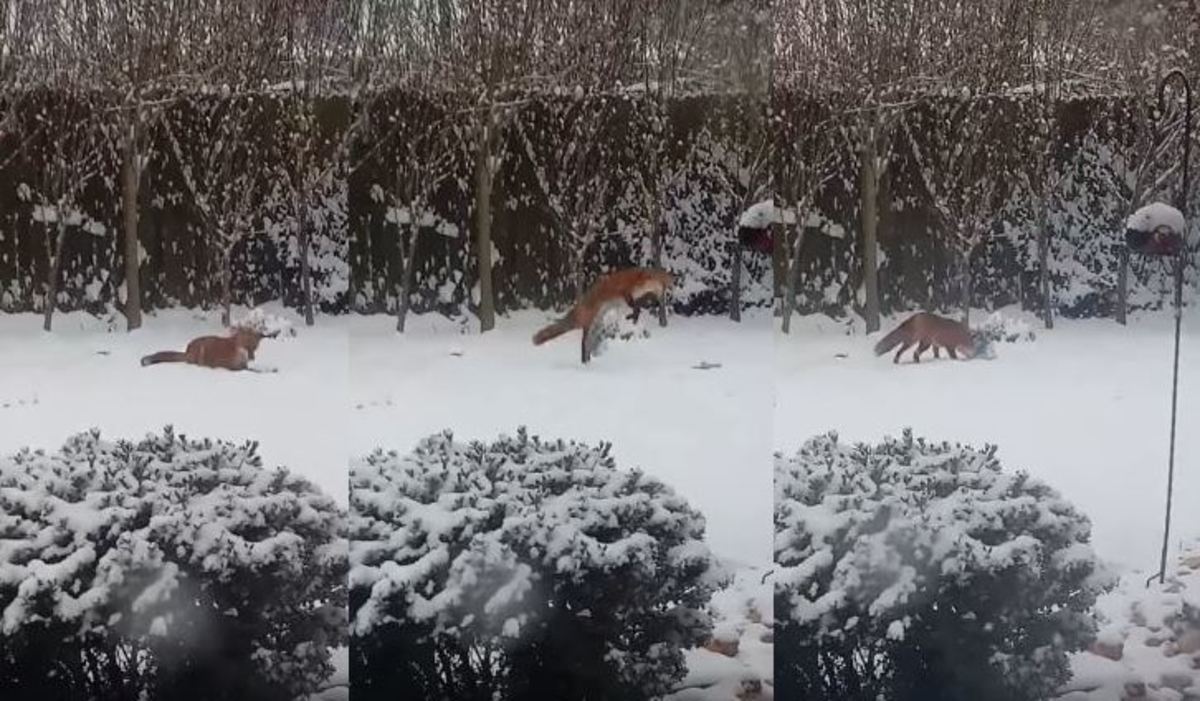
[532,267,674,364]
[140,327,278,372]
[873,312,993,364]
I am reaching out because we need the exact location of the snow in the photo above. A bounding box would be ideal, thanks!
[0,303,349,504]
[777,307,1200,572]
[738,199,781,228]
[665,566,775,700]
[307,647,349,701]
[349,309,773,567]
[1057,543,1200,700]
[1127,202,1187,237]
[0,426,347,698]
[351,308,771,697]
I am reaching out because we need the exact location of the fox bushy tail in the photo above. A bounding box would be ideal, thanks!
[141,351,187,366]
[873,325,907,356]
[532,316,575,345]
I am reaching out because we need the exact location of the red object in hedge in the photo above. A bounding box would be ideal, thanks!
[739,226,774,255]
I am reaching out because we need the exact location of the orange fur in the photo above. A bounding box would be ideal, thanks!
[532,268,674,363]
[141,328,275,371]
[874,312,976,364]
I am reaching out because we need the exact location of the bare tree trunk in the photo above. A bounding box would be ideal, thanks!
[298,203,315,325]
[781,220,806,335]
[121,124,143,331]
[772,227,786,308]
[396,227,420,333]
[474,119,496,332]
[861,139,881,333]
[1037,201,1053,329]
[729,222,742,322]
[221,251,233,327]
[651,215,667,327]
[961,250,973,325]
[572,229,589,301]
[43,220,69,332]
[1117,246,1128,325]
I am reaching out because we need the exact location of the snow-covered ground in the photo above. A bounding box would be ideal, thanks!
[349,308,774,567]
[777,307,1200,572]
[666,566,775,701]
[778,307,1200,699]
[351,308,774,699]
[1060,544,1200,701]
[0,304,350,503]
[0,304,351,701]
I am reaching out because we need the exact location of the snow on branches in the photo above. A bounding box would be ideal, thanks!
[775,430,1114,700]
[350,428,727,699]
[0,427,347,699]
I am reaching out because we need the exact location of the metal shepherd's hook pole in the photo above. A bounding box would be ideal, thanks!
[1154,69,1191,586]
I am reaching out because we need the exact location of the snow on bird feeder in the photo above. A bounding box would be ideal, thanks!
[1125,202,1189,256]
[738,199,780,255]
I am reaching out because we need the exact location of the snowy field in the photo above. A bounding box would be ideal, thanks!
[777,307,1200,573]
[1060,544,1200,701]
[0,305,350,503]
[349,308,775,567]
[778,307,1200,700]
[350,308,775,698]
[666,566,775,701]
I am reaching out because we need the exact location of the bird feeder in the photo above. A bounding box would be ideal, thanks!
[1125,202,1189,256]
[1139,69,1192,588]
[738,225,774,255]
[738,199,781,255]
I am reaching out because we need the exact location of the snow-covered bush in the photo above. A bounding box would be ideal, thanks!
[976,310,1036,344]
[775,430,1114,701]
[233,306,298,337]
[0,428,347,701]
[350,428,726,701]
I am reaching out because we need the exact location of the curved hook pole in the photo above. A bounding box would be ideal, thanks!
[1156,69,1191,213]
[1152,68,1191,588]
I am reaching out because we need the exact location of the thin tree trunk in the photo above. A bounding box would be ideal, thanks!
[861,138,881,332]
[397,228,420,333]
[1038,200,1053,329]
[221,250,232,327]
[121,122,142,330]
[651,214,667,327]
[729,221,742,322]
[781,219,806,334]
[962,250,973,325]
[43,219,68,332]
[573,228,588,301]
[1117,246,1128,325]
[298,202,314,325]
[474,116,496,332]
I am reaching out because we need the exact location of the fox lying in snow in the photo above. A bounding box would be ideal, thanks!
[873,312,993,364]
[140,327,278,372]
[532,267,674,364]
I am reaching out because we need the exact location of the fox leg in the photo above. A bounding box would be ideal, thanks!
[624,294,641,324]
[933,346,941,359]
[947,346,959,360]
[581,328,590,364]
[893,341,913,364]
[913,341,930,363]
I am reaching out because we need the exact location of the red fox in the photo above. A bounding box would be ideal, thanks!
[532,267,674,363]
[873,312,992,364]
[141,328,278,372]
